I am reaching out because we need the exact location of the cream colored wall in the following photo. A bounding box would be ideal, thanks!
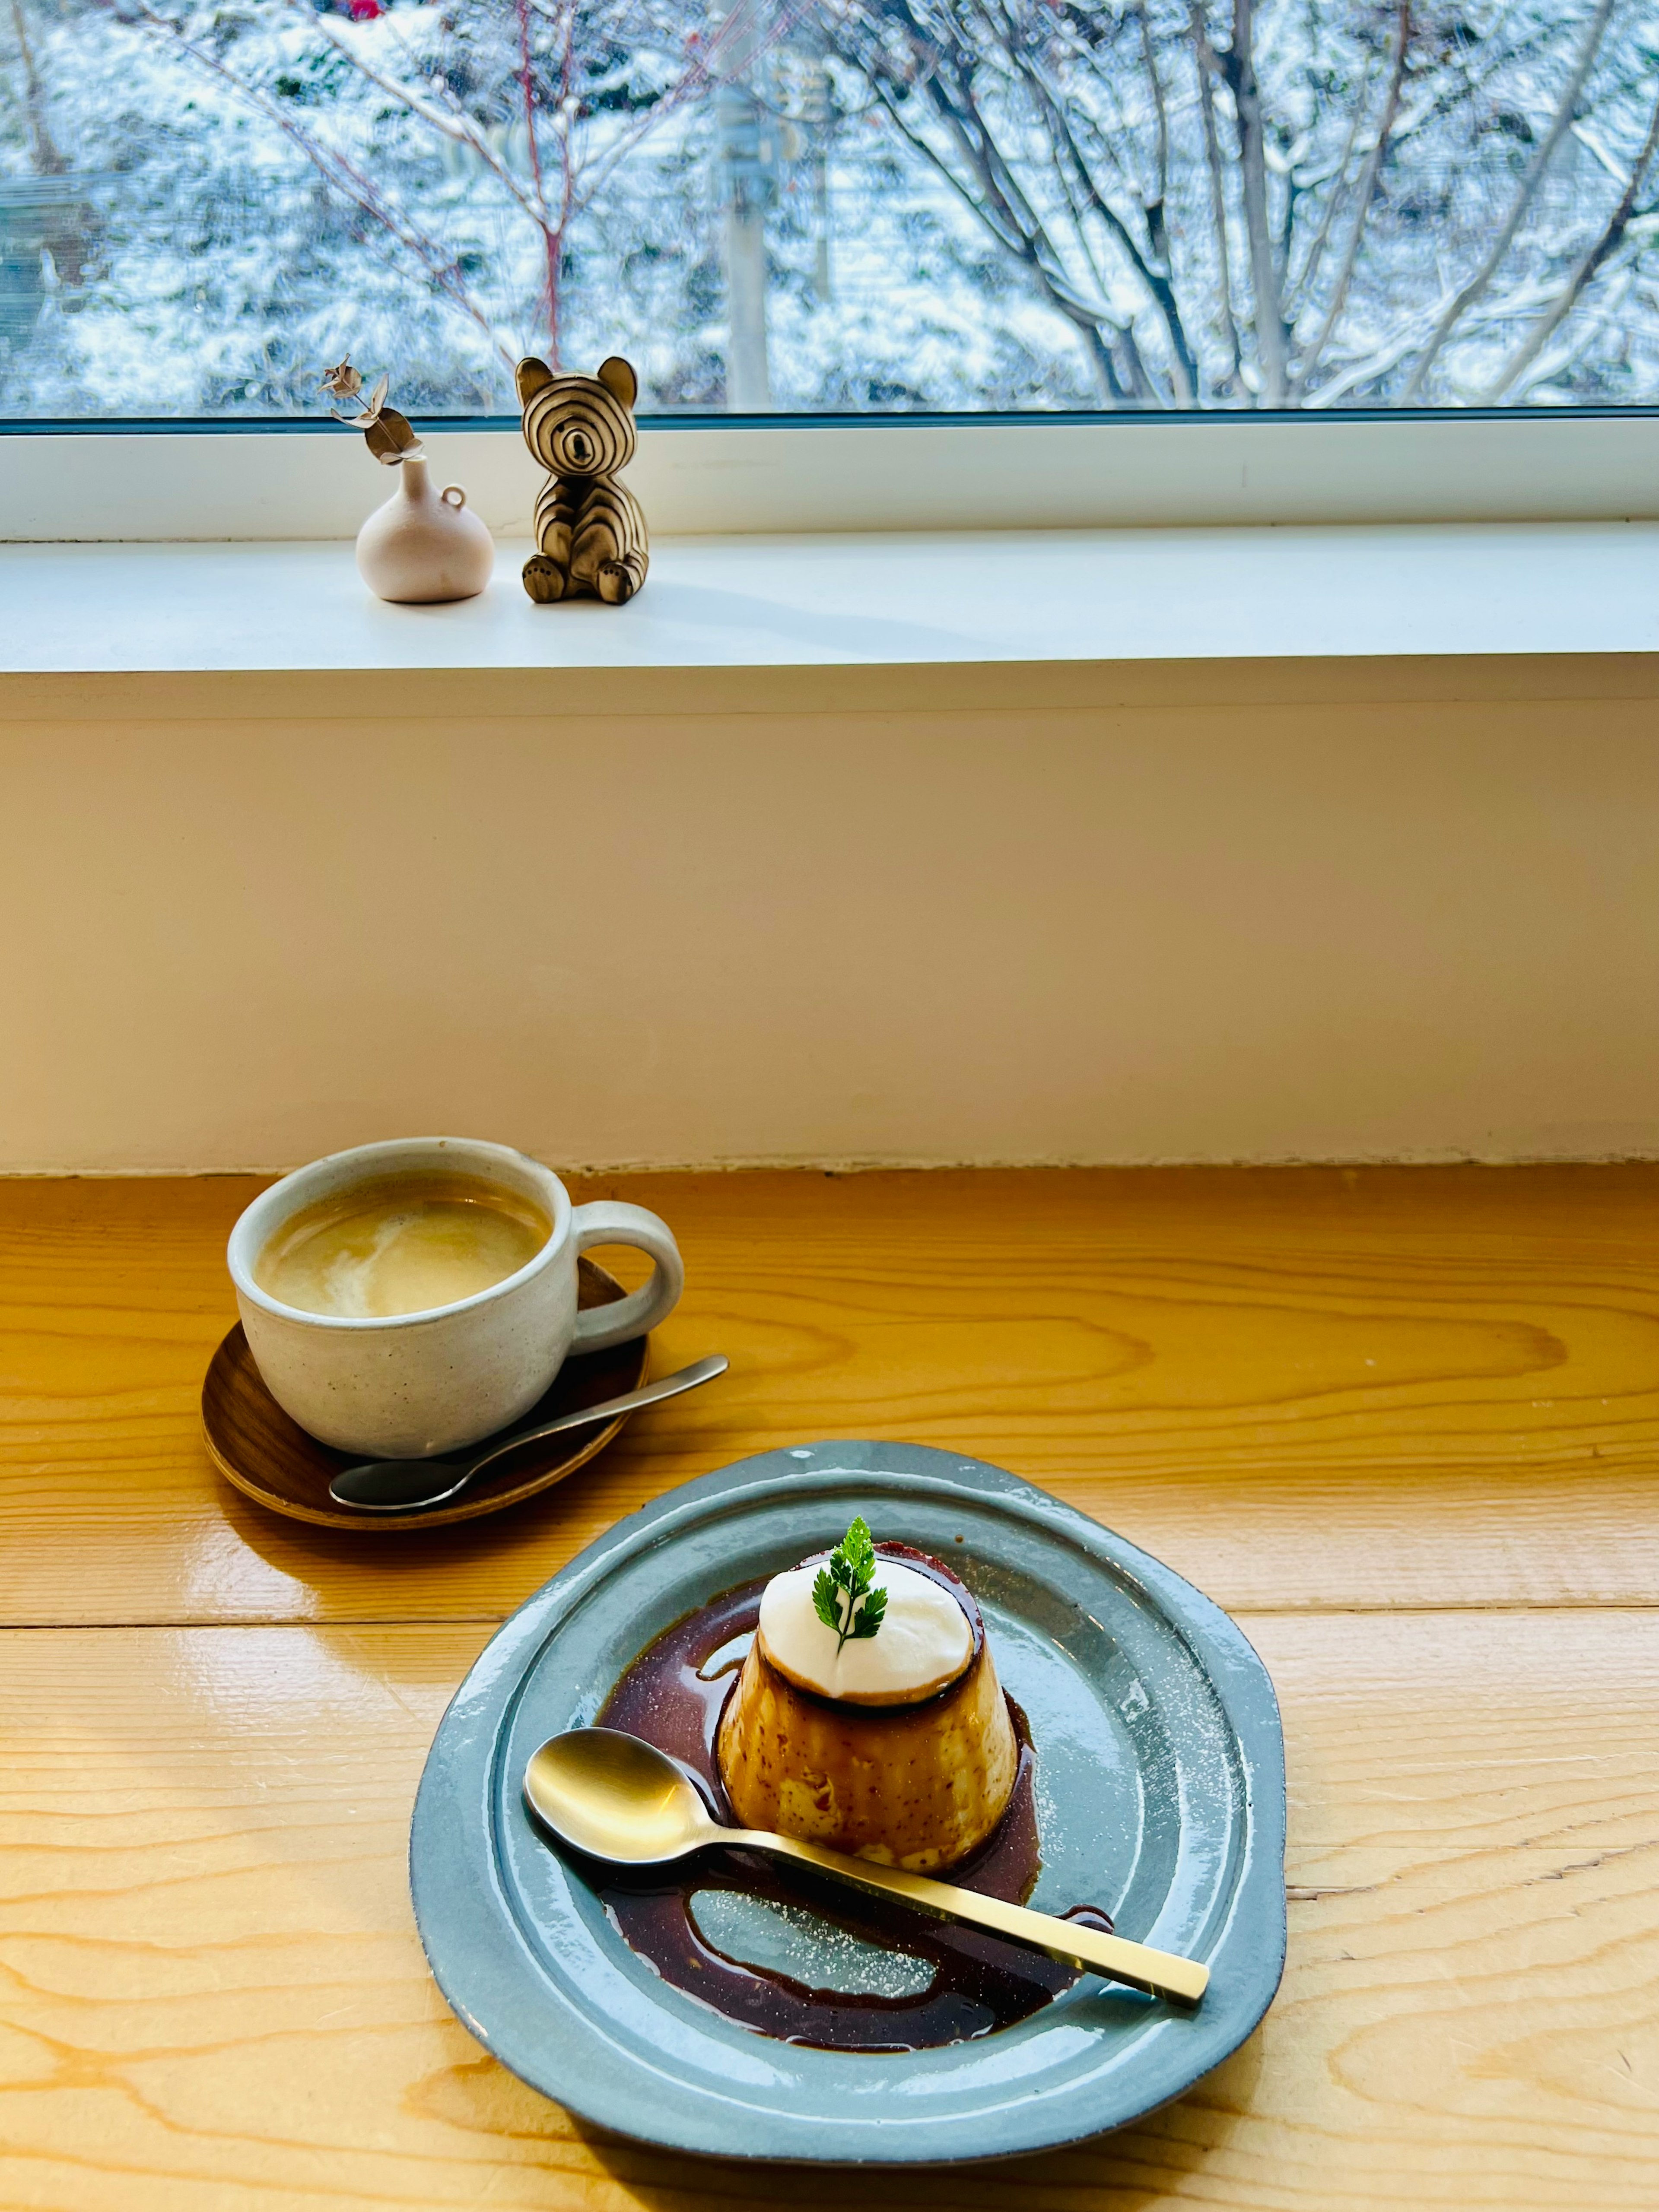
[3,654,1657,1172]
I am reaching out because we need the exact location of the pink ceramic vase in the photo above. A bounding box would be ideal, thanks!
[355,454,494,603]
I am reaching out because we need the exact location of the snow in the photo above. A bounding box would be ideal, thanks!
[3,0,1656,419]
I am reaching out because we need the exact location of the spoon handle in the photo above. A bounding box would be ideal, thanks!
[725,1827,1208,2005]
[461,1355,729,1482]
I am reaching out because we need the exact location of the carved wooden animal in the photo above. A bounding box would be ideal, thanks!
[516,355,648,605]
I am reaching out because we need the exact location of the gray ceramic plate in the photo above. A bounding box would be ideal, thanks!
[410,1442,1287,2164]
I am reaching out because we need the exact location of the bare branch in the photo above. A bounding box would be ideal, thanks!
[1483,86,1659,401]
[1135,0,1168,209]
[861,70,1135,402]
[91,0,511,363]
[1400,0,1618,402]
[299,10,554,234]
[1218,0,1290,403]
[1189,3,1240,384]
[1018,52,1198,400]
[1292,0,1410,398]
[7,0,67,173]
[1284,40,1376,315]
[515,0,562,360]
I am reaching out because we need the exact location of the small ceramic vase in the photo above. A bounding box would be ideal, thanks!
[356,453,494,603]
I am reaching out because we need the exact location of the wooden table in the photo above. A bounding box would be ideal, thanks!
[1,1166,1653,2209]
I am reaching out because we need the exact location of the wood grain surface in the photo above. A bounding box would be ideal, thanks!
[0,1611,1651,2211]
[0,1167,1654,2208]
[3,1166,1659,1626]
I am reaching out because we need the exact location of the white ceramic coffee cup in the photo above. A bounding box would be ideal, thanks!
[226,1136,683,1459]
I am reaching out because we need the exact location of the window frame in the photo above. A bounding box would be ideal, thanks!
[4,409,1659,540]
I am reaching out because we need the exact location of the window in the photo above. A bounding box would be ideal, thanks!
[3,0,1657,425]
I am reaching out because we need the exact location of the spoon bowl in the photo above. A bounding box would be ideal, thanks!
[525,1727,716,1863]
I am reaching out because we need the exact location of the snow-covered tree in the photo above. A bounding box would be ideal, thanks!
[821,0,1659,406]
[3,0,1658,413]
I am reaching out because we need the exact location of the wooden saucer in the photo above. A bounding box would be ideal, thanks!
[202,1257,648,1532]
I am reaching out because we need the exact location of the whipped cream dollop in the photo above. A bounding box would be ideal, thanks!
[756,1555,973,1704]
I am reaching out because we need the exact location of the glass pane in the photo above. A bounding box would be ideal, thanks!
[3,0,1657,419]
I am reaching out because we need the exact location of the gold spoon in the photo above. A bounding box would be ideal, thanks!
[524,1726,1209,2006]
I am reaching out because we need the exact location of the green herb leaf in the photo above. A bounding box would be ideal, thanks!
[810,1564,842,1636]
[848,1580,887,1641]
[810,1516,886,1655]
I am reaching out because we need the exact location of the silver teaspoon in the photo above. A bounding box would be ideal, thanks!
[327,1354,729,1512]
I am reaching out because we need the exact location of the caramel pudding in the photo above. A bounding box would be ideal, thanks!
[254,1171,550,1320]
[598,1573,1112,2053]
[716,1537,1019,1872]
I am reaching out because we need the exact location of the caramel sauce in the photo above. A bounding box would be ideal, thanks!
[595,1566,1116,2052]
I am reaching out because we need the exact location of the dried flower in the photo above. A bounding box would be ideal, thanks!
[320,355,362,402]
[322,361,421,462]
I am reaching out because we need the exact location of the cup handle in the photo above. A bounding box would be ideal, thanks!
[569,1201,684,1352]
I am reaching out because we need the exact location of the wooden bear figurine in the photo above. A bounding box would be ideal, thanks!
[516,354,648,605]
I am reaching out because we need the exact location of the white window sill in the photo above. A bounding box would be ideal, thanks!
[3,523,1658,720]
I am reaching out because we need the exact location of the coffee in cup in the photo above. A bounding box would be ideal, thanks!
[254,1172,552,1320]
